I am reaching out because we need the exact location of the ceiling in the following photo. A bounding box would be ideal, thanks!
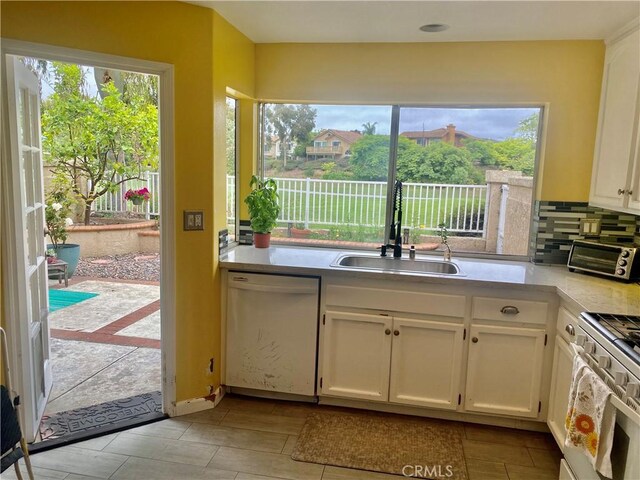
[191,1,639,43]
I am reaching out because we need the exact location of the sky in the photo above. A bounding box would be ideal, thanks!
[312,104,540,141]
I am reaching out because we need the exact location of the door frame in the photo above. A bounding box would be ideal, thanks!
[0,39,177,418]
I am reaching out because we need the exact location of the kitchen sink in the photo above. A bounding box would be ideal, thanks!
[332,255,462,275]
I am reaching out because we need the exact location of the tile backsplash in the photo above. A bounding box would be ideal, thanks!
[531,201,640,264]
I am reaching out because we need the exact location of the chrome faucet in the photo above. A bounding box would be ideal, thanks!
[380,180,403,258]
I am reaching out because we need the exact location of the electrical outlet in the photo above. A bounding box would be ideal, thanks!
[184,210,204,231]
[580,218,601,236]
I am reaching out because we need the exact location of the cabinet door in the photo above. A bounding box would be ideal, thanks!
[465,324,546,418]
[321,311,392,402]
[389,318,464,410]
[590,28,640,211]
[547,335,575,451]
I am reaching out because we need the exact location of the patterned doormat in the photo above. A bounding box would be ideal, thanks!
[292,411,468,479]
[39,391,162,441]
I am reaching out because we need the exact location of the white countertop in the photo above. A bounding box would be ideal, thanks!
[221,245,640,315]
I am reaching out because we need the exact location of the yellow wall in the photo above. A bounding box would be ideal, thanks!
[256,41,605,201]
[1,1,254,402]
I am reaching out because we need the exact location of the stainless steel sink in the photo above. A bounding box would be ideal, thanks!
[332,255,462,275]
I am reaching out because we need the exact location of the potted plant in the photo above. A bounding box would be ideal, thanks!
[124,187,151,206]
[290,222,312,239]
[244,175,280,248]
[45,188,81,277]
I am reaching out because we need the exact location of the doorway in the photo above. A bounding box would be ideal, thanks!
[1,40,176,445]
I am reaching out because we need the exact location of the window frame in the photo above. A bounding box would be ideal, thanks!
[258,102,546,262]
[226,95,239,244]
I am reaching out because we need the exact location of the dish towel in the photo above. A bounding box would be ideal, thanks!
[565,357,617,478]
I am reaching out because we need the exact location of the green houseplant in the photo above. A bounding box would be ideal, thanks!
[244,175,280,248]
[45,187,81,277]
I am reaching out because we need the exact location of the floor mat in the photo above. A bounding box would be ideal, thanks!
[291,411,468,479]
[39,391,162,441]
[49,289,99,312]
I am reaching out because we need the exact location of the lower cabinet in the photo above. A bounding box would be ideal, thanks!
[321,311,392,402]
[389,318,464,410]
[321,311,464,409]
[547,334,575,449]
[465,324,546,418]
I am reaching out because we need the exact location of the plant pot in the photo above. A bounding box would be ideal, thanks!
[47,243,81,277]
[253,232,271,248]
[290,227,312,239]
[131,197,144,206]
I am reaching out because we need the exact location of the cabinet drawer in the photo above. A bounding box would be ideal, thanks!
[326,285,466,318]
[557,306,578,343]
[472,297,548,325]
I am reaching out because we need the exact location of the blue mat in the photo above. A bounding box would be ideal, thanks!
[49,289,99,312]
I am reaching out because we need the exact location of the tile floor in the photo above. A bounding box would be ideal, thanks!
[8,394,563,480]
[45,278,161,415]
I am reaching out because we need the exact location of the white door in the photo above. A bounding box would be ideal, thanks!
[321,311,392,402]
[2,56,52,441]
[389,317,464,410]
[465,324,545,418]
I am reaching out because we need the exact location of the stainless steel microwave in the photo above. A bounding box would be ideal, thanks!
[567,240,640,281]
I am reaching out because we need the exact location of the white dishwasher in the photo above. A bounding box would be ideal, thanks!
[226,272,320,397]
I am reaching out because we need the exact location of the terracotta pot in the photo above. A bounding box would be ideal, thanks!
[253,232,271,248]
[290,227,312,239]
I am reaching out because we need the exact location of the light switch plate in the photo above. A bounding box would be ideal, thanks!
[580,218,601,236]
[184,210,204,231]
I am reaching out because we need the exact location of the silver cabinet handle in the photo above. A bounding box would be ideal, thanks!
[500,305,520,315]
[565,324,575,336]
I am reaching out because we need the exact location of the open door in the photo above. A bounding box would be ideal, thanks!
[2,56,52,442]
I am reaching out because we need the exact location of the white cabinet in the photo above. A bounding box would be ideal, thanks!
[320,311,465,409]
[590,26,640,214]
[321,311,392,402]
[465,324,546,418]
[389,318,465,410]
[547,334,574,450]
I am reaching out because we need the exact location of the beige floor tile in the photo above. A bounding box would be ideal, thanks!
[66,475,110,480]
[506,464,560,480]
[236,474,290,480]
[72,432,118,451]
[321,465,401,479]
[462,439,534,467]
[111,456,237,480]
[29,445,128,478]
[180,422,288,453]
[104,432,219,466]
[178,408,228,425]
[208,446,324,480]
[127,418,192,439]
[465,458,508,480]
[271,402,316,418]
[282,435,298,455]
[218,395,277,413]
[528,447,562,470]
[221,411,307,435]
[464,423,554,449]
[0,463,70,479]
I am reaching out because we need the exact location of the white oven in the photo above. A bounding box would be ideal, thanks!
[564,324,640,480]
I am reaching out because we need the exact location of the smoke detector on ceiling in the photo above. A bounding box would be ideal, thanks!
[419,24,450,33]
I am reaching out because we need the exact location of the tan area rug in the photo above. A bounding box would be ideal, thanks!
[291,411,468,479]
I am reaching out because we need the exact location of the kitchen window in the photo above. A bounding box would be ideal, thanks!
[260,103,542,257]
[226,96,238,240]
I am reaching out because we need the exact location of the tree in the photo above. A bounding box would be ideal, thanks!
[265,104,316,166]
[462,139,498,166]
[515,112,539,142]
[420,142,483,184]
[349,135,390,180]
[42,62,159,224]
[492,138,536,175]
[361,122,377,135]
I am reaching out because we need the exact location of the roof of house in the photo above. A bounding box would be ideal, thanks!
[401,127,477,140]
[314,129,363,144]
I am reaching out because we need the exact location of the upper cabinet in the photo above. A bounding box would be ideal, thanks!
[589,23,640,214]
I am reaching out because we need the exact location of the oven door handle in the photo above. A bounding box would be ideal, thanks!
[570,342,640,426]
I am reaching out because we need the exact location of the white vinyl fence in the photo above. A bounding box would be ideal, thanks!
[227,176,487,235]
[90,172,160,219]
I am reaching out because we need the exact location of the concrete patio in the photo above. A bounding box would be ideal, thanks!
[45,278,162,417]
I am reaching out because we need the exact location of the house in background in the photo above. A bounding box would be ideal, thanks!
[401,124,478,147]
[263,135,295,159]
[306,129,362,160]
